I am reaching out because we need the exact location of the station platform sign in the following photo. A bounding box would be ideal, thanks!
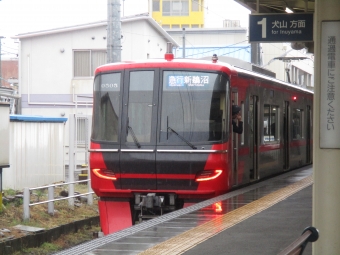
[249,13,313,43]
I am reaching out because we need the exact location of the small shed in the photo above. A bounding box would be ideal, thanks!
[3,115,67,190]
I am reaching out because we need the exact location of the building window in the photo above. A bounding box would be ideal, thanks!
[191,24,200,28]
[162,24,171,29]
[153,0,160,11]
[192,0,199,11]
[76,117,89,145]
[74,50,106,77]
[163,0,189,16]
[263,104,279,142]
[172,24,180,28]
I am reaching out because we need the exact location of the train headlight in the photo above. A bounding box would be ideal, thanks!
[92,168,117,180]
[195,169,223,182]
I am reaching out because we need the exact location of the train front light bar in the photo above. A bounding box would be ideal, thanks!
[92,168,117,180]
[195,169,223,182]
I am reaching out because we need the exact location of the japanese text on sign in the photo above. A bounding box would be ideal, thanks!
[326,36,336,131]
[168,75,209,87]
[320,21,340,148]
[271,19,306,36]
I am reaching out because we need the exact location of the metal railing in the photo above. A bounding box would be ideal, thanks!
[23,179,94,221]
[278,226,319,255]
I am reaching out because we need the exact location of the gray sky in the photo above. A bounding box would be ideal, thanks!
[0,0,249,58]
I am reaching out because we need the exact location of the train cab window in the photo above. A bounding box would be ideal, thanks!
[92,72,121,142]
[263,104,279,143]
[160,71,229,144]
[126,71,154,144]
[292,109,304,140]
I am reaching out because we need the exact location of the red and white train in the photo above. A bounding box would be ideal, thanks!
[89,45,313,235]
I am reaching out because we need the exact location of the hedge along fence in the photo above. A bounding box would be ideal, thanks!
[0,216,100,255]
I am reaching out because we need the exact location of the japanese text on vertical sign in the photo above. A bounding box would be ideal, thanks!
[327,36,336,130]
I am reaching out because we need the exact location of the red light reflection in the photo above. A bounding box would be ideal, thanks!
[213,202,222,213]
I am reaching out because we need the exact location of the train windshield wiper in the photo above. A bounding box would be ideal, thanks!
[167,126,197,149]
[128,125,141,148]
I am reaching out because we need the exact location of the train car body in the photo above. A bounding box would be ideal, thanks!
[89,52,313,235]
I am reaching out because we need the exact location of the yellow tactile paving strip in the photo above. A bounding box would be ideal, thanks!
[139,175,313,255]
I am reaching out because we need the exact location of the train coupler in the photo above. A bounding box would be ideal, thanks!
[133,193,177,222]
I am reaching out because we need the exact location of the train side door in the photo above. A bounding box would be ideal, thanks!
[249,95,259,181]
[306,105,312,164]
[120,70,159,190]
[232,92,241,186]
[283,101,290,170]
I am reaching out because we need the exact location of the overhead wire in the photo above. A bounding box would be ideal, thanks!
[184,40,249,58]
[1,44,19,51]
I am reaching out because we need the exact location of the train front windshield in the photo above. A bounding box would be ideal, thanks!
[160,71,229,143]
[92,70,229,144]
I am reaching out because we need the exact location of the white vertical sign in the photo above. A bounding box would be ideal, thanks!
[320,21,340,148]
[0,104,10,167]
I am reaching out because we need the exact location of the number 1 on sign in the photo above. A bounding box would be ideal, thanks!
[257,18,267,38]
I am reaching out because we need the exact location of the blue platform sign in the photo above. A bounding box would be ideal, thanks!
[249,13,313,42]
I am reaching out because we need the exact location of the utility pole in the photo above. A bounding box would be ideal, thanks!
[251,43,261,66]
[250,3,261,66]
[182,28,185,58]
[107,0,121,63]
[0,36,4,87]
[122,0,125,17]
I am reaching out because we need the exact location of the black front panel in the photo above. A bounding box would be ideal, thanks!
[156,150,210,190]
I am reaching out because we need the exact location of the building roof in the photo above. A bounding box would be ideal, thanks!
[12,13,179,47]
[10,115,68,122]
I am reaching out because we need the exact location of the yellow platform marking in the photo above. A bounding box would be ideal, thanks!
[139,175,313,255]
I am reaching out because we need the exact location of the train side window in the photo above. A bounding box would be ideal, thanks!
[292,109,304,140]
[263,104,279,143]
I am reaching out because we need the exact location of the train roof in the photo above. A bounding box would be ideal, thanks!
[232,65,313,94]
[96,57,313,95]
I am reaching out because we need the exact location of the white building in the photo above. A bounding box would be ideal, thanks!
[12,13,179,120]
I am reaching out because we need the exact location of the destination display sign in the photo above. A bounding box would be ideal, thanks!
[249,13,313,42]
[167,75,209,87]
[164,71,217,90]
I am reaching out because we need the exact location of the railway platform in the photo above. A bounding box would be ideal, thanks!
[55,165,313,255]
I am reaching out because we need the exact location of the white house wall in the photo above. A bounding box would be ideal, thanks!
[20,26,106,98]
[19,21,172,118]
[122,19,170,60]
[17,19,174,157]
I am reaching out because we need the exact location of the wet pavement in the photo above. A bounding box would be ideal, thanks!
[55,166,313,255]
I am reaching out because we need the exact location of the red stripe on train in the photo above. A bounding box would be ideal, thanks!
[119,173,195,179]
